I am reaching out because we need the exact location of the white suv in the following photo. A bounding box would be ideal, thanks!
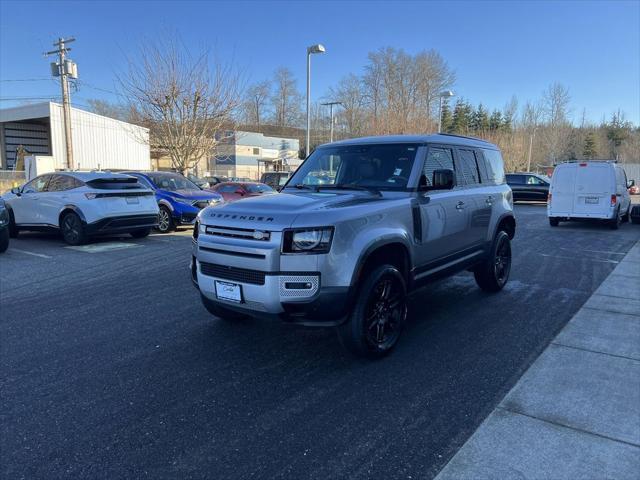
[3,171,159,245]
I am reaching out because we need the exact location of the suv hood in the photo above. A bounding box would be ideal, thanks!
[200,191,387,230]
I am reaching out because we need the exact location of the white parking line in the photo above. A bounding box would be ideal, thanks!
[10,248,53,259]
[538,253,619,264]
[560,247,627,256]
[65,242,142,253]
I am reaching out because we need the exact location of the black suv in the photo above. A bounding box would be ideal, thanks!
[506,173,550,202]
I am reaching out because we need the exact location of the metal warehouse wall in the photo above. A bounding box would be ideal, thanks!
[49,103,150,171]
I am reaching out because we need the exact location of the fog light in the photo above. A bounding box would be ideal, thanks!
[285,282,313,289]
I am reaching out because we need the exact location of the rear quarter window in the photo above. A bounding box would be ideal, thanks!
[482,149,506,185]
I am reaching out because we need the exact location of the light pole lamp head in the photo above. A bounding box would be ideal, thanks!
[439,90,455,98]
[307,44,326,55]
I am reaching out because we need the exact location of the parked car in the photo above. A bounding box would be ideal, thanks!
[202,175,228,187]
[210,182,276,203]
[260,171,291,191]
[192,134,515,358]
[2,172,159,245]
[123,171,224,233]
[628,180,639,195]
[0,199,10,253]
[506,172,550,202]
[547,161,632,229]
[187,174,209,188]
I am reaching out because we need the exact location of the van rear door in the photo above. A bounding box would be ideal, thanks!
[550,164,576,215]
[572,163,611,217]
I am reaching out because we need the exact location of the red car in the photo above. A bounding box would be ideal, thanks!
[209,182,276,202]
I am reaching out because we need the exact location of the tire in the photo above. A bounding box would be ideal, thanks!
[0,227,9,253]
[474,230,512,293]
[549,217,559,227]
[609,208,621,230]
[60,212,88,246]
[156,206,174,233]
[338,264,408,359]
[622,206,631,223]
[7,209,19,238]
[200,294,248,321]
[130,228,151,239]
[632,215,640,225]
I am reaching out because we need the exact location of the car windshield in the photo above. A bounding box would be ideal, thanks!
[287,143,419,190]
[149,173,199,191]
[245,184,274,194]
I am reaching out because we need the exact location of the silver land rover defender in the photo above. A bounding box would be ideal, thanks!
[192,134,515,357]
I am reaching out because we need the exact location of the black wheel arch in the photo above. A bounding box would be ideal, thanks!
[58,205,87,228]
[493,213,516,240]
[351,240,412,289]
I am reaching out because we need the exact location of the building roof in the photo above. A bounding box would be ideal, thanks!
[324,133,497,149]
[58,171,139,181]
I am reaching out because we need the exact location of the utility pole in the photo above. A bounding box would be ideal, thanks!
[46,37,77,170]
[527,127,537,172]
[321,101,342,143]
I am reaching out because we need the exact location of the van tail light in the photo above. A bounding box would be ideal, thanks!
[610,194,617,207]
[579,163,587,167]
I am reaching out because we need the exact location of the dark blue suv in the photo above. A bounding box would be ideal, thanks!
[124,171,224,233]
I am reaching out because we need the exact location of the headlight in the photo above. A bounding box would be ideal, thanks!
[282,227,334,254]
[174,197,193,205]
[209,197,223,205]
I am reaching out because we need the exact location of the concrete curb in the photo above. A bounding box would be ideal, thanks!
[435,240,640,480]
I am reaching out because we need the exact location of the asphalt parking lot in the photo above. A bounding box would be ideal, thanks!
[1,204,639,479]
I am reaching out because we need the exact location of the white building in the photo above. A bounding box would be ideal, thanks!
[0,102,150,171]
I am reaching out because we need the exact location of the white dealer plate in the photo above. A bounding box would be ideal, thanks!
[585,196,599,204]
[125,196,140,204]
[215,280,242,303]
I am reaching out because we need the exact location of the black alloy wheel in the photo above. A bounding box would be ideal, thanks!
[474,230,512,292]
[61,212,87,245]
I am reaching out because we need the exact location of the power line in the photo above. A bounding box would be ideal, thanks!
[0,78,52,82]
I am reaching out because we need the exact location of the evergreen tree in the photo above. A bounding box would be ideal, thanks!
[452,99,471,134]
[440,100,453,133]
[489,110,503,131]
[606,111,631,160]
[472,103,490,133]
[582,132,597,159]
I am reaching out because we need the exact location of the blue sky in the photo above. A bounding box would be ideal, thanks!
[1,0,639,125]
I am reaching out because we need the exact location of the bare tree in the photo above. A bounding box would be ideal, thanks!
[86,99,128,121]
[541,83,572,162]
[327,74,365,137]
[271,67,302,128]
[117,36,242,173]
[242,80,271,126]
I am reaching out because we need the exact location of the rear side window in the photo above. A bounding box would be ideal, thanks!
[482,149,506,185]
[456,149,481,185]
[46,174,83,192]
[507,174,526,185]
[422,147,455,187]
[86,177,144,190]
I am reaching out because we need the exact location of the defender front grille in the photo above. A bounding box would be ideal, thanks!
[199,262,266,285]
[204,225,271,241]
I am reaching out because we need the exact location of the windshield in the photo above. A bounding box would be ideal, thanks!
[149,173,200,191]
[287,143,419,190]
[246,184,275,194]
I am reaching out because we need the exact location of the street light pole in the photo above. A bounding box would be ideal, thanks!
[527,127,537,172]
[437,90,455,133]
[306,44,325,157]
[321,101,342,143]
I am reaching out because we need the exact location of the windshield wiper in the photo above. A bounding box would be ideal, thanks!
[318,184,381,195]
[292,183,319,192]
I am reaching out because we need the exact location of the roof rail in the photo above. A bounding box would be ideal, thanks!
[436,132,492,144]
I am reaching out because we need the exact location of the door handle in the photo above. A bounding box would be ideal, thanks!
[456,201,465,210]
[486,195,493,205]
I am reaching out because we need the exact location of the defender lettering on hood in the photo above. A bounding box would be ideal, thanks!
[208,211,275,222]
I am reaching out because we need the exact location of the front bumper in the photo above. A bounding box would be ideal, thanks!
[191,256,351,326]
[86,214,159,234]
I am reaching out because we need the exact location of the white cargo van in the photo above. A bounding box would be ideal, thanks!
[548,161,632,229]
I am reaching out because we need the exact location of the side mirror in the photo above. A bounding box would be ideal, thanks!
[10,186,21,195]
[432,169,456,190]
[628,179,636,188]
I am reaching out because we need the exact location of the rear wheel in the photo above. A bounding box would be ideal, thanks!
[338,264,407,358]
[200,294,249,321]
[130,228,151,239]
[474,230,512,292]
[622,206,631,223]
[61,212,88,246]
[609,208,621,230]
[157,206,174,233]
[549,217,560,227]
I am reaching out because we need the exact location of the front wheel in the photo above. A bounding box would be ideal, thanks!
[8,209,19,238]
[0,227,9,253]
[474,230,512,292]
[61,212,88,246]
[338,265,407,358]
[156,206,174,233]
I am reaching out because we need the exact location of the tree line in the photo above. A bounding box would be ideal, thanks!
[87,37,639,173]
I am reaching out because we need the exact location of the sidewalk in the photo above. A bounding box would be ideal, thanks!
[436,240,640,480]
